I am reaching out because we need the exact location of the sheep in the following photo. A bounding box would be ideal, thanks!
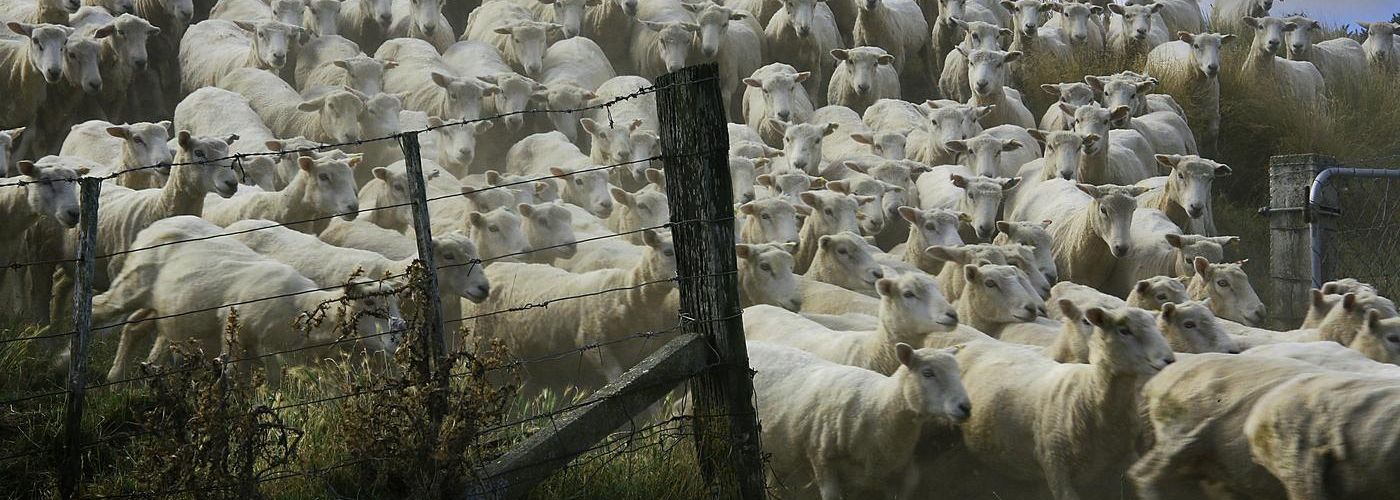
[804,231,883,295]
[1015,181,1146,290]
[961,49,1037,129]
[1360,21,1398,71]
[302,0,339,37]
[387,0,450,51]
[0,127,23,176]
[1156,300,1240,353]
[1088,76,1200,156]
[21,26,108,157]
[763,0,843,106]
[995,298,1095,362]
[726,156,764,204]
[682,1,762,118]
[771,120,836,176]
[1243,371,1400,500]
[1187,256,1265,326]
[82,0,133,15]
[826,47,899,115]
[809,104,884,166]
[954,306,1174,500]
[1126,277,1193,310]
[0,159,86,236]
[179,19,305,94]
[917,170,1018,241]
[1003,0,1073,81]
[337,0,392,52]
[1209,0,1273,34]
[219,68,366,145]
[1282,16,1369,95]
[95,216,400,385]
[1134,154,1228,235]
[295,35,392,95]
[579,0,638,71]
[0,23,70,131]
[441,41,545,170]
[375,37,494,123]
[1057,104,1152,187]
[1143,31,1232,155]
[1240,16,1327,107]
[1089,71,1187,118]
[1047,2,1104,52]
[1127,0,1203,35]
[737,197,802,247]
[586,77,658,186]
[605,186,666,244]
[1038,82,1097,131]
[462,0,562,77]
[930,0,1001,78]
[901,101,998,167]
[59,120,173,190]
[69,10,160,124]
[745,271,960,373]
[535,37,615,142]
[792,189,864,274]
[128,0,193,118]
[743,63,816,147]
[1106,2,1168,57]
[1108,211,1234,295]
[1004,130,1100,219]
[464,229,675,391]
[885,206,964,272]
[1220,290,1391,352]
[953,263,1045,335]
[1130,353,1322,500]
[628,0,699,78]
[202,154,360,234]
[509,0,590,39]
[736,242,804,311]
[209,0,303,25]
[993,219,1057,285]
[749,340,970,499]
[927,243,1011,301]
[851,0,928,84]
[937,20,1007,105]
[755,169,824,212]
[1243,332,1400,371]
[4,0,80,25]
[350,166,412,232]
[580,117,639,172]
[503,131,614,217]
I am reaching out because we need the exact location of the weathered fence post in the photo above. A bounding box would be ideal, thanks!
[399,132,446,362]
[656,63,767,499]
[59,177,100,500]
[1267,154,1335,329]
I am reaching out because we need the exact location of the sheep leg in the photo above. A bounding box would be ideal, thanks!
[1128,438,1212,500]
[815,469,843,500]
[1041,463,1083,500]
[106,310,156,382]
[895,464,923,500]
[1279,453,1332,500]
[140,327,171,374]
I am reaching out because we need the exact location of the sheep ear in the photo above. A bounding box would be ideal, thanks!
[737,202,756,215]
[1000,177,1020,191]
[1193,256,1211,276]
[1075,183,1100,197]
[950,174,969,189]
[826,180,849,194]
[850,133,873,145]
[579,117,601,134]
[830,48,849,61]
[1026,128,1048,143]
[1108,3,1124,14]
[1002,140,1023,152]
[1215,164,1232,177]
[924,245,954,264]
[1212,236,1240,246]
[877,54,895,65]
[609,186,631,206]
[484,170,503,185]
[1084,307,1109,327]
[895,342,916,367]
[734,243,754,259]
[756,174,774,187]
[1057,299,1082,320]
[1342,292,1360,312]
[794,204,812,216]
[1058,101,1077,117]
[177,130,193,149]
[106,126,130,139]
[794,71,812,83]
[372,167,389,181]
[233,20,257,32]
[1242,17,1260,29]
[297,96,326,111]
[1311,288,1328,306]
[1003,51,1023,63]
[7,21,32,36]
[16,160,35,177]
[645,168,664,185]
[1177,31,1194,43]
[876,278,896,297]
[1040,83,1061,95]
[1136,280,1152,294]
[898,206,919,223]
[818,234,833,248]
[743,77,762,88]
[469,211,486,227]
[842,160,868,173]
[1084,75,1104,92]
[944,140,969,153]
[297,156,315,171]
[1366,309,1383,331]
[225,134,240,146]
[962,264,981,281]
[822,122,839,136]
[548,166,567,177]
[1161,302,1177,319]
[1164,233,1185,248]
[1109,106,1132,122]
[996,220,1011,233]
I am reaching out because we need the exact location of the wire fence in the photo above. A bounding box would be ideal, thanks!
[1311,159,1400,294]
[0,64,766,499]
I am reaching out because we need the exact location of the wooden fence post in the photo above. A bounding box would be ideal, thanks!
[59,177,100,500]
[398,132,446,362]
[656,63,767,499]
[1267,154,1335,329]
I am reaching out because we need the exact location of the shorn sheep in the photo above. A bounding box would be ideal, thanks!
[1144,30,1233,156]
[826,47,899,115]
[1282,16,1369,94]
[1240,16,1326,107]
[0,22,70,130]
[1014,181,1146,290]
[1187,256,1266,326]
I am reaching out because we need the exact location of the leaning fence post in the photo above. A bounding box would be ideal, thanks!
[398,132,446,363]
[1267,154,1335,329]
[59,177,100,500]
[655,63,766,499]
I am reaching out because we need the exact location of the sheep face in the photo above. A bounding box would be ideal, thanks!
[832,47,894,97]
[332,57,387,96]
[1005,0,1052,36]
[1130,275,1190,310]
[736,243,802,311]
[865,160,922,201]
[492,21,558,76]
[305,0,341,37]
[434,120,491,171]
[480,73,539,131]
[17,160,86,227]
[937,0,967,28]
[1034,130,1098,180]
[743,70,809,124]
[852,131,906,160]
[241,21,304,70]
[62,32,103,94]
[814,231,882,291]
[1162,154,1229,219]
[834,176,890,236]
[464,177,522,212]
[1084,307,1175,375]
[924,103,986,159]
[641,229,677,280]
[518,201,578,261]
[362,0,393,27]
[951,174,1017,240]
[609,186,668,233]
[358,93,403,141]
[535,84,594,143]
[729,156,759,204]
[168,0,195,27]
[946,133,1022,177]
[427,72,489,123]
[1179,31,1233,78]
[612,0,638,17]
[340,279,403,351]
[175,132,240,199]
[1114,3,1162,41]
[799,190,863,238]
[998,244,1051,299]
[9,23,71,84]
[1090,76,1154,117]
[896,344,972,423]
[957,20,1007,52]
[901,207,965,250]
[739,198,800,247]
[297,90,365,143]
[0,128,22,176]
[1054,3,1102,44]
[1078,183,1144,258]
[996,220,1057,285]
[468,207,529,260]
[110,14,159,70]
[781,0,821,37]
[1169,234,1234,278]
[1043,82,1096,108]
[686,3,743,58]
[581,118,637,167]
[271,0,305,26]
[368,167,413,229]
[1354,310,1400,365]
[964,49,1018,97]
[404,0,445,38]
[107,121,174,173]
[545,0,591,38]
[266,136,318,188]
[1189,257,1266,326]
[1242,16,1295,56]
[759,170,822,210]
[300,155,361,221]
[775,121,835,175]
[1158,301,1238,354]
[1281,16,1319,59]
[878,270,959,332]
[963,263,1043,322]
[434,231,491,303]
[548,165,612,218]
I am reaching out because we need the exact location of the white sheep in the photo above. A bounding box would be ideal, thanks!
[209,0,302,25]
[1360,21,1398,71]
[218,67,366,144]
[1038,81,1097,131]
[69,9,159,124]
[961,49,1037,129]
[745,271,960,373]
[202,154,361,234]
[945,128,1035,178]
[0,159,86,237]
[59,120,173,190]
[916,169,1019,241]
[743,63,816,147]
[736,242,804,311]
[503,131,615,217]
[1187,256,1265,326]
[580,0,639,71]
[737,197,802,247]
[82,0,133,15]
[930,0,1001,78]
[302,0,339,37]
[628,0,699,78]
[749,340,969,499]
[1106,2,1168,57]
[337,0,392,52]
[179,19,304,94]
[1014,181,1146,290]
[1047,2,1104,52]
[1105,209,1232,295]
[20,26,108,157]
[937,19,1007,104]
[1143,31,1233,156]
[375,37,495,123]
[95,216,399,385]
[387,0,450,50]
[683,1,762,117]
[851,0,928,83]
[1003,0,1073,80]
[994,219,1057,285]
[763,0,843,106]
[587,77,659,187]
[825,47,899,115]
[1135,153,1228,234]
[792,188,864,273]
[1004,130,1100,218]
[1240,16,1327,107]
[954,306,1174,500]
[462,0,562,77]
[1126,0,1203,35]
[508,0,589,39]
[2,0,78,25]
[1282,16,1369,94]
[885,206,964,271]
[1088,76,1200,156]
[605,186,666,242]
[1209,0,1273,34]
[536,37,615,142]
[951,263,1045,334]
[804,231,884,295]
[771,119,836,176]
[0,22,71,130]
[295,35,392,95]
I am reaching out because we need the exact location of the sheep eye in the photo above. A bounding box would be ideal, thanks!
[1183,321,1197,329]
[902,291,916,299]
[925,223,937,230]
[1156,294,1168,301]
[663,249,675,257]
[638,204,648,211]
[536,217,549,226]
[823,209,833,216]
[921,369,936,378]
[573,178,583,185]
[67,52,76,59]
[444,254,455,261]
[488,225,499,232]
[319,173,331,182]
[1099,207,1108,215]
[1387,335,1400,343]
[759,263,772,272]
[194,151,206,159]
[1118,327,1132,336]
[1217,279,1230,287]
[984,280,997,288]
[133,137,144,145]
[836,248,848,255]
[760,214,771,220]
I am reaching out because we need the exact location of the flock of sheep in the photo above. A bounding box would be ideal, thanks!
[2,0,1400,496]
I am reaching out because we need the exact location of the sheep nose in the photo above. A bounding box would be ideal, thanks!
[1188,203,1204,216]
[1206,63,1218,75]
[797,26,810,37]
[65,208,80,221]
[1162,356,1176,366]
[134,59,148,69]
[423,23,436,35]
[856,83,870,93]
[1291,44,1303,51]
[616,151,631,162]
[872,269,884,279]
[1037,306,1047,317]
[1073,33,1086,41]
[787,298,803,311]
[945,312,959,323]
[776,110,791,121]
[46,69,60,82]
[476,284,491,297]
[975,81,989,93]
[1113,244,1128,256]
[958,402,972,416]
[379,14,391,24]
[977,224,992,237]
